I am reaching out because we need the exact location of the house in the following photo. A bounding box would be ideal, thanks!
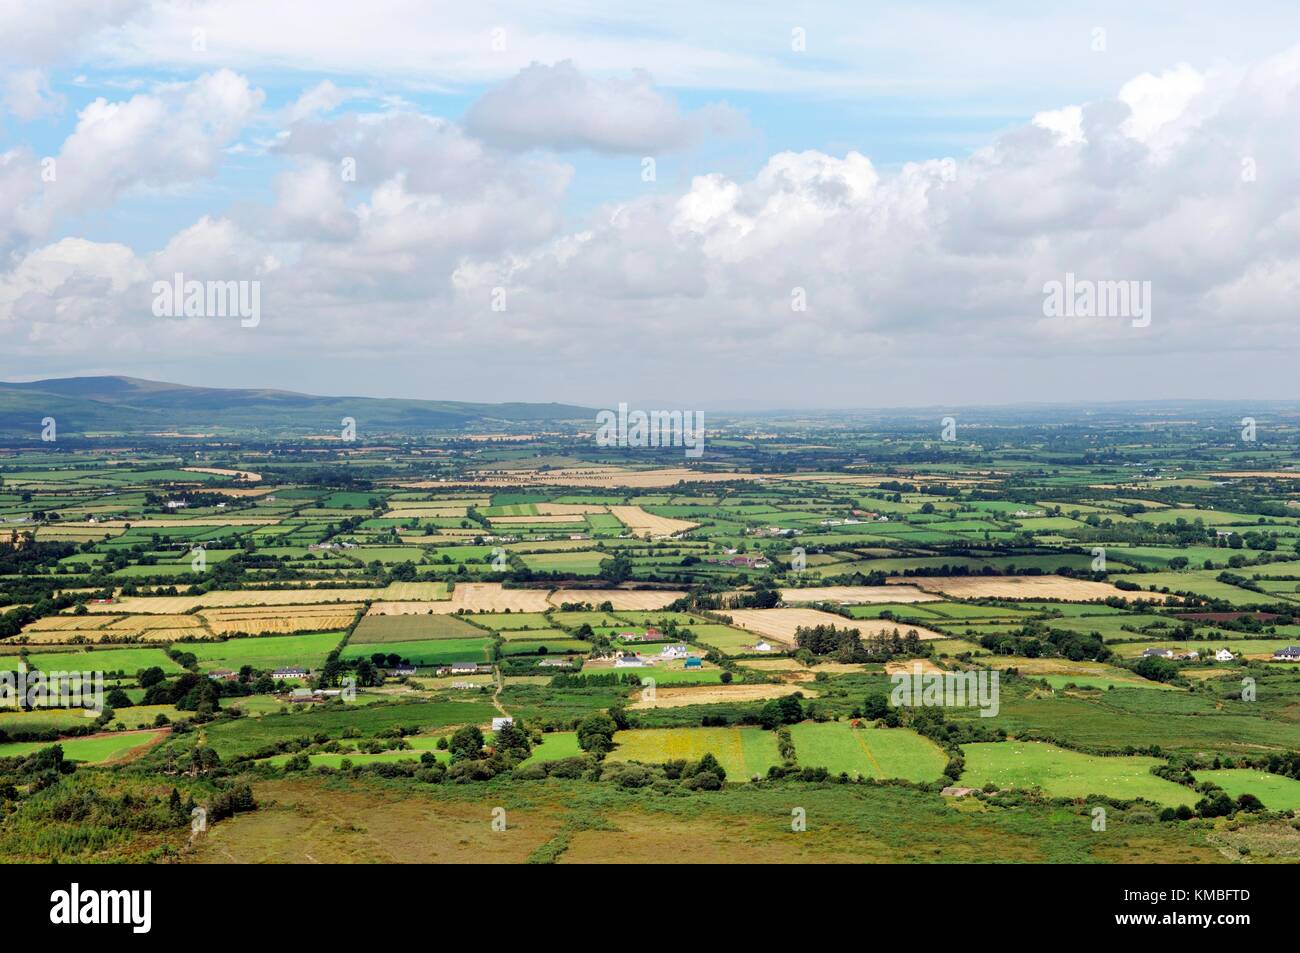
[753,641,773,653]
[615,653,645,668]
[1214,649,1235,661]
[537,658,571,667]
[683,657,703,669]
[164,500,188,510]
[270,667,307,680]
[386,664,417,677]
[1141,648,1174,658]
[644,627,662,639]
[491,717,514,731]
[1272,646,1300,662]
[207,668,237,681]
[660,643,688,659]
[448,661,481,675]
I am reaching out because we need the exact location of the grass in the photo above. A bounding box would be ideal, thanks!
[340,637,493,666]
[788,722,948,781]
[188,631,343,672]
[519,731,582,766]
[12,647,185,676]
[0,730,166,764]
[959,741,1195,808]
[1191,769,1300,812]
[606,727,781,781]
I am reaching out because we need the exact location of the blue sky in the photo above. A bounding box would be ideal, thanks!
[4,1,1300,407]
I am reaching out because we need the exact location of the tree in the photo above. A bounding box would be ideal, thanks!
[449,725,484,763]
[106,687,132,709]
[862,693,889,720]
[577,713,617,754]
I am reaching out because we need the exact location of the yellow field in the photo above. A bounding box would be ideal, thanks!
[888,575,1142,601]
[367,601,457,616]
[609,505,697,537]
[547,589,685,610]
[885,659,946,675]
[86,582,447,614]
[107,615,203,631]
[25,615,123,631]
[443,583,553,613]
[408,467,756,489]
[200,604,361,635]
[779,585,940,604]
[724,608,872,646]
[181,466,261,481]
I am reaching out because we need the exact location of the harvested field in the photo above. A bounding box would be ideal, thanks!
[887,575,1143,601]
[106,615,204,631]
[200,605,361,636]
[181,467,261,481]
[627,683,815,710]
[780,585,941,604]
[548,589,685,610]
[427,467,756,489]
[351,614,485,644]
[368,601,456,616]
[443,583,552,613]
[724,608,893,646]
[609,505,697,536]
[86,583,446,614]
[885,659,946,676]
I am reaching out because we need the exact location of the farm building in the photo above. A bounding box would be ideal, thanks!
[683,657,703,669]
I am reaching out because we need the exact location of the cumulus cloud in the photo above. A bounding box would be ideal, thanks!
[464,60,745,153]
[9,43,1300,405]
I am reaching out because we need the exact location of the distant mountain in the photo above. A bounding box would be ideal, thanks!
[0,376,594,437]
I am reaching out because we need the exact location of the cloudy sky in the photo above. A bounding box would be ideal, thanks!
[4,1,1300,409]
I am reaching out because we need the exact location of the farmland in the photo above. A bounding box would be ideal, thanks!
[4,404,1300,867]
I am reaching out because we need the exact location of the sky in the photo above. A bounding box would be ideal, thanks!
[4,1,1300,410]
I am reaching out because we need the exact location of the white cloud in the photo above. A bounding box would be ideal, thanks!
[1,69,64,121]
[9,34,1300,404]
[464,60,743,153]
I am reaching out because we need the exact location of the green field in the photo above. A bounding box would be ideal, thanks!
[607,727,782,781]
[188,632,344,672]
[960,742,1195,807]
[789,722,948,781]
[340,637,493,666]
[0,730,167,764]
[1191,769,1300,812]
